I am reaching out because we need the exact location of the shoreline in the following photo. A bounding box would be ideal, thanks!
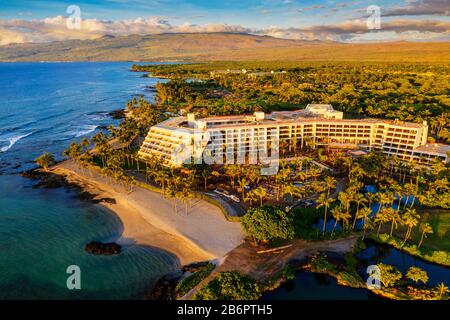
[181,236,360,299]
[41,160,244,267]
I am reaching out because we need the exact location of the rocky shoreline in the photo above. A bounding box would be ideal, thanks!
[21,169,116,204]
[147,261,211,300]
[107,109,126,119]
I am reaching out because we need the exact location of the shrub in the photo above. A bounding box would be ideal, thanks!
[406,266,429,285]
[310,254,338,273]
[241,206,295,243]
[377,263,402,288]
[176,263,215,298]
[194,272,260,300]
[278,264,296,281]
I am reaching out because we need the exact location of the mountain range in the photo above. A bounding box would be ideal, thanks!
[0,32,448,62]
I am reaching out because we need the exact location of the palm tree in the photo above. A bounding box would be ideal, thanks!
[224,164,240,188]
[402,208,420,245]
[357,207,372,231]
[386,191,396,209]
[377,192,393,214]
[349,164,366,184]
[132,153,141,172]
[63,142,82,160]
[155,171,169,193]
[352,193,367,230]
[435,282,449,300]
[366,192,378,209]
[418,223,434,249]
[244,190,258,207]
[317,193,335,235]
[341,155,353,173]
[253,186,267,207]
[201,166,212,190]
[341,210,352,229]
[323,176,337,196]
[180,188,192,215]
[410,174,425,208]
[338,191,351,218]
[165,185,179,213]
[390,182,403,211]
[238,177,249,200]
[330,206,348,236]
[362,216,374,240]
[283,184,300,204]
[81,137,90,150]
[375,207,392,235]
[406,266,428,285]
[293,157,304,172]
[35,152,55,171]
[389,210,402,237]
[275,167,291,200]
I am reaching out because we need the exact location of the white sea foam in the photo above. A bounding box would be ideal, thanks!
[89,112,109,121]
[0,132,33,153]
[75,125,98,138]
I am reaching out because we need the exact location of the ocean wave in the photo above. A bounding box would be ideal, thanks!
[0,132,33,153]
[75,125,98,138]
[0,121,37,135]
[88,111,110,121]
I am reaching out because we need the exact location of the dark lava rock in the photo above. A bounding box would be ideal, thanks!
[147,271,183,300]
[108,109,126,119]
[182,261,210,273]
[21,170,117,204]
[22,170,69,189]
[85,241,121,255]
[78,191,96,201]
[97,197,117,204]
[144,86,157,92]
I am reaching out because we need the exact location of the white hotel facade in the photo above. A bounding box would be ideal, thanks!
[138,104,450,166]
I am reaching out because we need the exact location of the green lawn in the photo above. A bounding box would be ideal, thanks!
[395,210,450,252]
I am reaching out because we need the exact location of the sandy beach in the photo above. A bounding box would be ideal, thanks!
[50,160,244,266]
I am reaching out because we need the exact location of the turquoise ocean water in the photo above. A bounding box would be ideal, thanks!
[0,62,178,299]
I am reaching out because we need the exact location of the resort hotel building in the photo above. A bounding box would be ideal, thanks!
[138,104,450,167]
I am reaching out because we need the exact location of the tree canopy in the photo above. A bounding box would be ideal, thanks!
[241,206,295,243]
[194,271,261,300]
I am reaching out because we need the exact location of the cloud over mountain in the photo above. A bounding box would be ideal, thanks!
[0,17,251,45]
[0,14,449,45]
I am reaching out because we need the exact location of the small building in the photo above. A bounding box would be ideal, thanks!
[246,70,287,79]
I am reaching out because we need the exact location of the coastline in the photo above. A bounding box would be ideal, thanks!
[46,160,244,266]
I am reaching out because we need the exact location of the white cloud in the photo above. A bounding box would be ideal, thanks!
[0,15,448,45]
[0,16,253,45]
[254,19,450,42]
[384,0,450,17]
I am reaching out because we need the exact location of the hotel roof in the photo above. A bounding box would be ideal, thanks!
[155,109,425,131]
[415,143,450,155]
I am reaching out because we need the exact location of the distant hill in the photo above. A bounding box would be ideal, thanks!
[0,32,448,62]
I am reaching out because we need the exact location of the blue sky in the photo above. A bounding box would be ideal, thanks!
[0,0,449,44]
[0,0,440,26]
